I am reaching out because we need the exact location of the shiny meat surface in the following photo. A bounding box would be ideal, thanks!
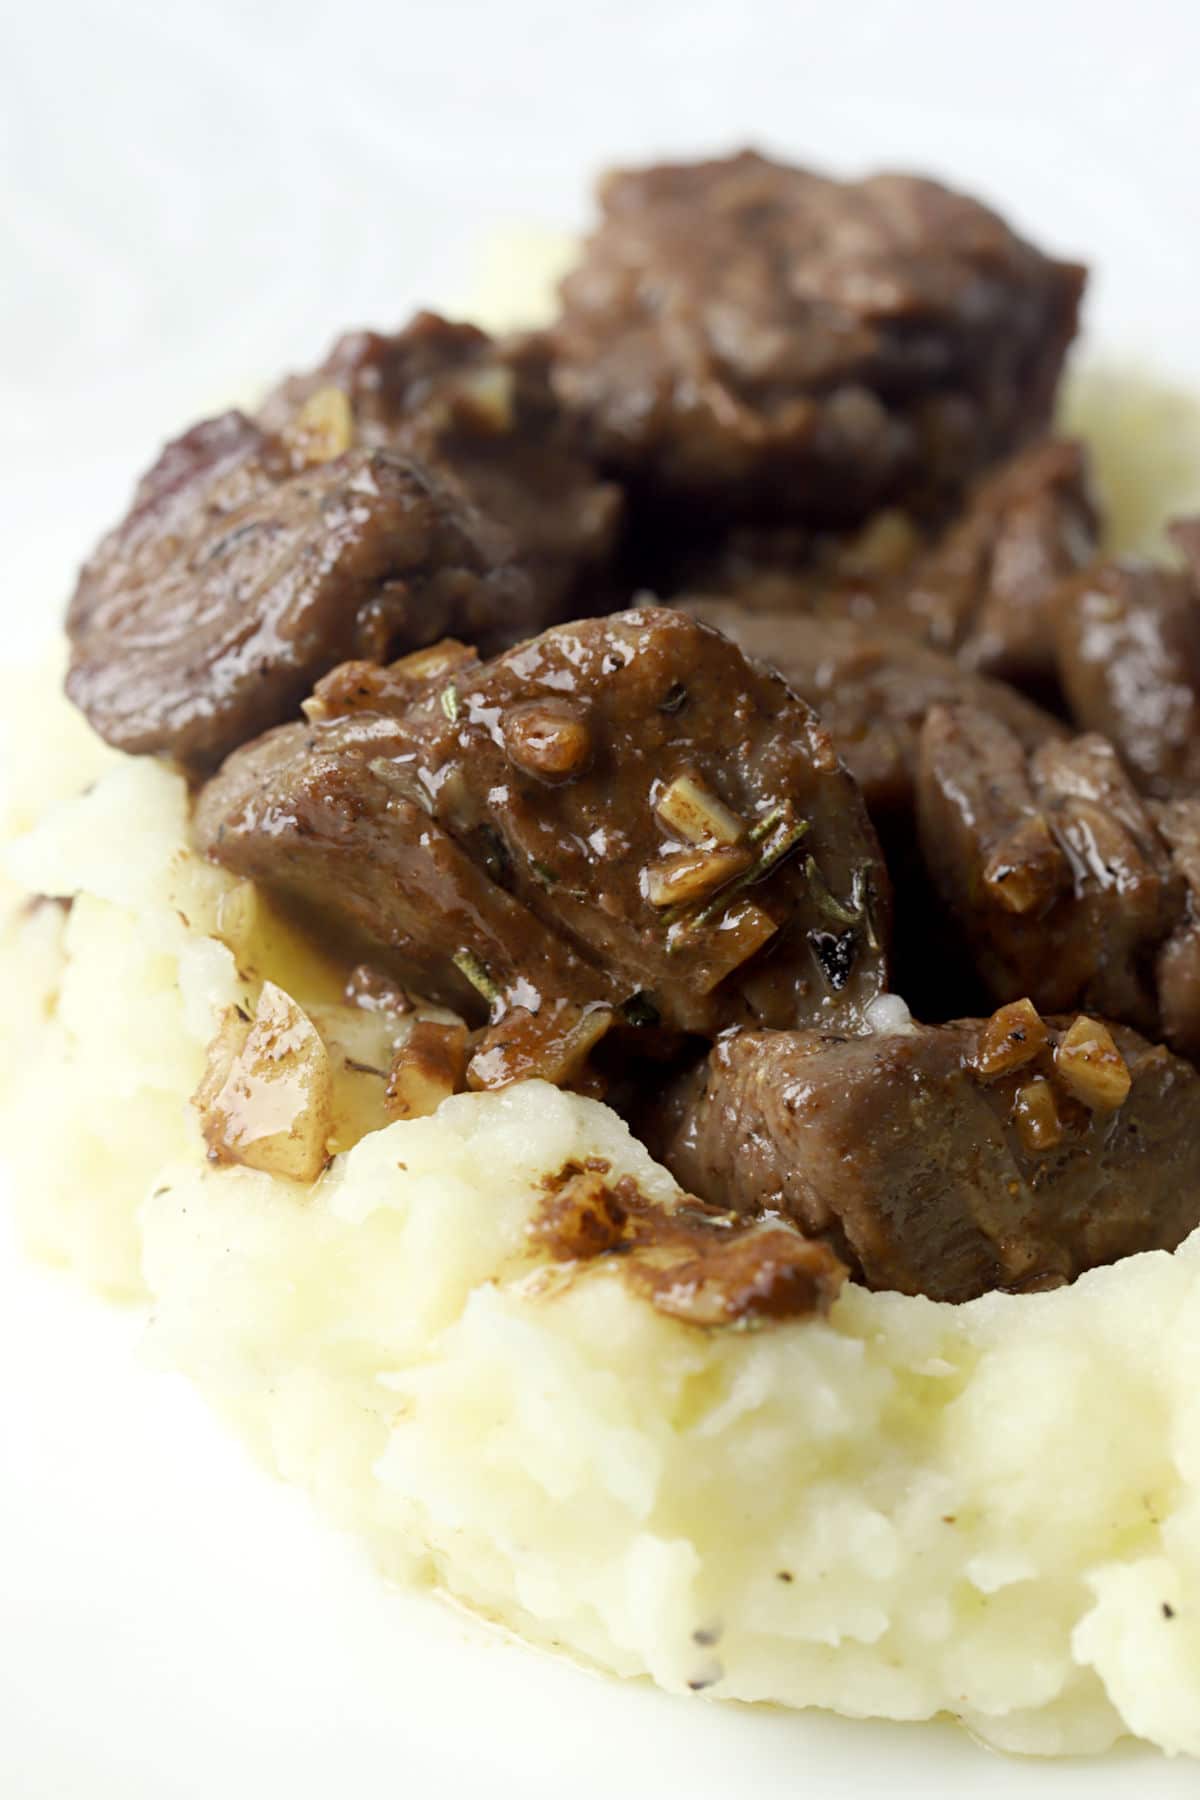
[1153,800,1200,1062]
[195,608,892,1084]
[648,1013,1200,1302]
[66,315,621,768]
[916,704,1200,1052]
[677,602,1064,823]
[664,439,1098,695]
[904,437,1099,686]
[1056,519,1200,797]
[555,151,1085,519]
[260,312,623,622]
[66,418,528,768]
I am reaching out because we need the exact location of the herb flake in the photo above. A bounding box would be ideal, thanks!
[452,949,500,1005]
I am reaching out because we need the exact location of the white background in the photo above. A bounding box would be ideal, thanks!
[3,1,1200,1793]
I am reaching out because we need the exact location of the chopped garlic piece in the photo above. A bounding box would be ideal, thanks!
[1055,1015,1132,1111]
[645,844,751,908]
[286,385,354,464]
[1014,1077,1063,1152]
[655,775,744,846]
[194,982,332,1183]
[973,998,1049,1081]
[386,1019,470,1120]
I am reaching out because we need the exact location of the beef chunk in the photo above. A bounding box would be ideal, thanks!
[664,439,1098,695]
[260,312,622,622]
[555,151,1085,521]
[1056,519,1200,797]
[678,593,1070,1024]
[195,608,892,1086]
[915,703,1200,1052]
[66,418,528,768]
[647,1010,1200,1302]
[1153,799,1200,1061]
[66,315,621,769]
[903,437,1099,687]
[677,602,1064,825]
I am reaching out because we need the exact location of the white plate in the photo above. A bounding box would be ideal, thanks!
[4,2,1200,1792]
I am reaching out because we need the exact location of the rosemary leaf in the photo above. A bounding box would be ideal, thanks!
[452,948,500,1004]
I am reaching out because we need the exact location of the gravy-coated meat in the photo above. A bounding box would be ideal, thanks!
[66,419,529,768]
[916,703,1200,1053]
[260,312,623,624]
[666,439,1098,695]
[904,437,1099,687]
[555,151,1085,520]
[678,603,1064,824]
[1056,519,1200,796]
[66,315,621,769]
[195,608,892,1085]
[1153,799,1200,1062]
[648,1012,1200,1302]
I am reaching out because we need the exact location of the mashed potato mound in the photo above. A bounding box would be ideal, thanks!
[6,669,1200,1759]
[5,243,1200,1757]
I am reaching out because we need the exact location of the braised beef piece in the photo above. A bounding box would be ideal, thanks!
[904,437,1098,688]
[916,702,1200,1056]
[653,510,922,619]
[647,1008,1200,1302]
[1154,800,1200,1061]
[66,315,621,769]
[555,150,1085,522]
[664,439,1099,697]
[675,597,1070,1022]
[677,603,1064,824]
[66,421,531,768]
[1056,518,1200,797]
[195,608,892,1087]
[259,312,623,622]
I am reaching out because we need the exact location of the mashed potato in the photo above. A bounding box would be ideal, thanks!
[5,245,1200,1758]
[7,667,1200,1759]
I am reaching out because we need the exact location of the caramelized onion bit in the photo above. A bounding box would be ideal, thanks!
[1055,1015,1132,1111]
[194,982,332,1183]
[385,1019,470,1120]
[655,774,745,846]
[972,998,1049,1080]
[1013,1077,1063,1153]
